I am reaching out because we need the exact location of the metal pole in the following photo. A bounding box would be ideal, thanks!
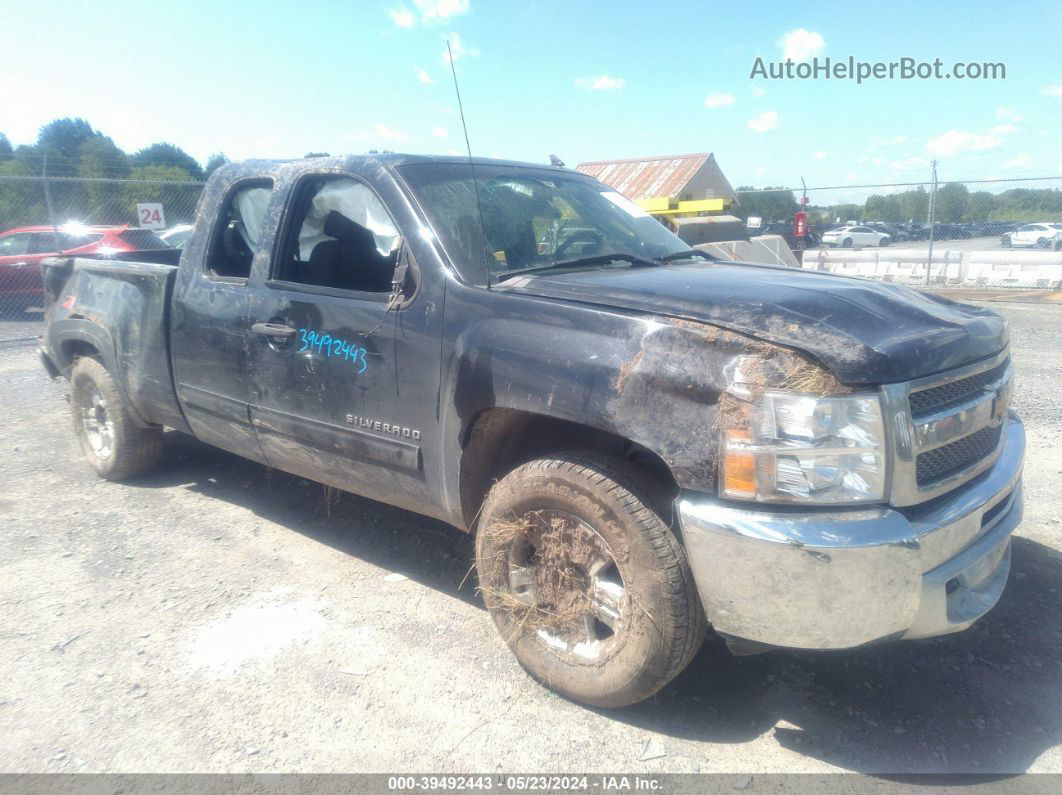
[41,153,60,249]
[925,159,938,286]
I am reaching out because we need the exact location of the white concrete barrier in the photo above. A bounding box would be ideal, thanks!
[962,250,1062,289]
[802,248,965,284]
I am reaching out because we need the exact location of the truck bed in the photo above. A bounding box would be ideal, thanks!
[42,255,189,433]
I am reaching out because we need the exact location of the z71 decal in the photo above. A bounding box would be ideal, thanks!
[297,328,368,373]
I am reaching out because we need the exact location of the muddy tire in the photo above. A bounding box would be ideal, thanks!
[70,357,162,480]
[476,453,706,708]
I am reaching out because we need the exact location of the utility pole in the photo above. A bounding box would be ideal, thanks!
[925,159,938,286]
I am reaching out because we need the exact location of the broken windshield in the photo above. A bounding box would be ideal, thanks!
[398,162,691,284]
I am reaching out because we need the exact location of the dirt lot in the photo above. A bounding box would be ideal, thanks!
[1,302,1060,776]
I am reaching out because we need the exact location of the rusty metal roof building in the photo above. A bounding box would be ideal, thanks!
[575,152,737,204]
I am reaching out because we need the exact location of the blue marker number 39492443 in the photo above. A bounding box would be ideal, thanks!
[298,328,368,374]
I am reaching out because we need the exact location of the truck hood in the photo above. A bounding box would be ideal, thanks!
[498,261,1008,384]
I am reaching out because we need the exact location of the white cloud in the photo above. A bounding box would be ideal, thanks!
[991,124,1018,135]
[443,32,479,63]
[1041,84,1062,98]
[416,67,434,84]
[751,86,766,97]
[996,106,1023,122]
[814,151,827,160]
[390,0,469,27]
[867,135,908,151]
[416,0,470,22]
[574,74,626,91]
[779,29,825,62]
[746,110,778,132]
[925,130,1001,156]
[1005,154,1032,168]
[388,6,415,27]
[432,126,448,138]
[704,92,735,108]
[891,156,930,172]
[373,123,410,142]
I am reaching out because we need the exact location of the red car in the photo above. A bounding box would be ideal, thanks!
[0,225,170,309]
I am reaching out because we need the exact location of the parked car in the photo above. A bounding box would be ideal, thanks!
[820,225,891,247]
[39,155,1023,708]
[1001,223,1062,249]
[867,222,909,242]
[159,223,195,249]
[0,224,170,310]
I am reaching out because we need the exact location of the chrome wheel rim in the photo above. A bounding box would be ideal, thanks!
[504,509,628,663]
[80,386,114,459]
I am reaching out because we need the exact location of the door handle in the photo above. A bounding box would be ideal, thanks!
[251,322,297,338]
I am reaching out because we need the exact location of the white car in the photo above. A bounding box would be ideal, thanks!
[159,223,194,249]
[821,225,891,248]
[1001,223,1062,249]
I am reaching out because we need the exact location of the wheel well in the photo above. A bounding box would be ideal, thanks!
[61,339,101,371]
[458,408,678,531]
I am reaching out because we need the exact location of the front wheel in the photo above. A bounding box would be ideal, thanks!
[879,237,891,247]
[70,357,162,480]
[842,237,853,248]
[476,453,706,708]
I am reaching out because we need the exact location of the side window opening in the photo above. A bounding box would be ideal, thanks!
[275,176,401,294]
[206,180,274,280]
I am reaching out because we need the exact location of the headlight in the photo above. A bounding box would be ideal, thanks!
[720,392,887,504]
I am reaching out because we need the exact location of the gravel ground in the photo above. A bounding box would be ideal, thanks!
[1,302,1060,776]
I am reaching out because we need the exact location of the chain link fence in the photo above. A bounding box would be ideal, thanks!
[2,169,1061,345]
[0,174,203,342]
[732,174,1062,289]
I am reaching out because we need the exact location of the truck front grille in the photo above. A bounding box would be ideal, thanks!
[916,424,1003,487]
[909,359,1010,419]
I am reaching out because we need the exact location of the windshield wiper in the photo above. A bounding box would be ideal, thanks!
[496,252,663,282]
[658,249,716,263]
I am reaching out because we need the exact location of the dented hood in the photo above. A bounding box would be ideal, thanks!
[500,261,1008,385]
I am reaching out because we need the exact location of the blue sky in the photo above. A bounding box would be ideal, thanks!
[1,0,1060,200]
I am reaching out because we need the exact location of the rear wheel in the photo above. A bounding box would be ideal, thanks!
[70,357,162,480]
[476,453,706,708]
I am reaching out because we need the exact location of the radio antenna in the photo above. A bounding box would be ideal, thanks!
[447,39,491,288]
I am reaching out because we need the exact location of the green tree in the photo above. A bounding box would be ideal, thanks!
[864,194,903,222]
[733,185,799,222]
[78,136,131,223]
[304,151,331,158]
[964,191,997,222]
[828,203,863,223]
[204,152,229,178]
[131,143,203,180]
[0,133,12,161]
[896,186,929,222]
[36,118,100,177]
[934,182,969,223]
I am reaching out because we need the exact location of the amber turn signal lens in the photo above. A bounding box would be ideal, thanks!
[722,429,757,498]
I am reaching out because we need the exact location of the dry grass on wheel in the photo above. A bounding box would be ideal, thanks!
[479,513,602,639]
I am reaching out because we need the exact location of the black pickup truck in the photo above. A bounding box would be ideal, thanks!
[39,155,1024,708]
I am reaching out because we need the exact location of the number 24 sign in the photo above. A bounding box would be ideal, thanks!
[136,203,166,230]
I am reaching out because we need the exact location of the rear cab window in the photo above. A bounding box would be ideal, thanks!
[204,180,274,281]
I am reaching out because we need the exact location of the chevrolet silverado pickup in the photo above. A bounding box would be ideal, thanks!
[39,156,1024,708]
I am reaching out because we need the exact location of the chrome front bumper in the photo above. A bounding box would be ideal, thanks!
[677,413,1025,650]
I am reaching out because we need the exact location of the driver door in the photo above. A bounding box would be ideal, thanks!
[246,172,439,512]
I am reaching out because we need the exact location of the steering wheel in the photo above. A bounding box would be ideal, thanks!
[553,230,604,260]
